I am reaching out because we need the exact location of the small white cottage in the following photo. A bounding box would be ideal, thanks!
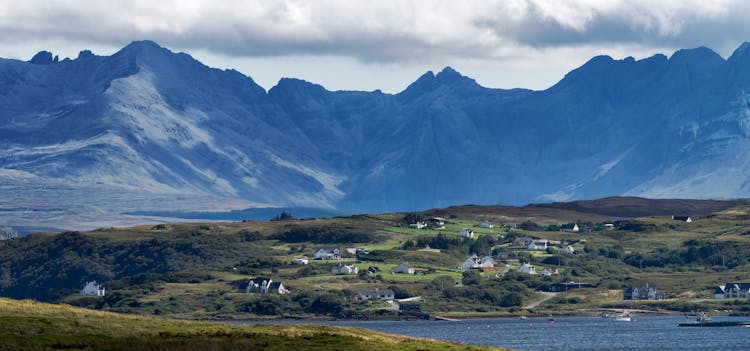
[409,221,428,229]
[518,263,537,275]
[292,256,309,265]
[80,281,106,296]
[557,245,575,254]
[462,254,495,270]
[526,240,548,250]
[458,228,474,238]
[356,288,395,301]
[478,221,494,229]
[314,247,341,260]
[331,264,359,275]
[394,262,415,274]
[246,277,290,294]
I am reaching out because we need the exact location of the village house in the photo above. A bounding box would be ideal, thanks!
[560,223,580,232]
[356,288,395,301]
[623,283,664,300]
[604,223,615,230]
[557,245,575,254]
[540,268,559,276]
[292,256,309,265]
[526,240,548,250]
[518,262,537,275]
[513,236,536,246]
[714,283,750,299]
[430,217,446,229]
[80,281,106,296]
[314,247,341,260]
[672,215,693,222]
[394,262,415,274]
[246,277,290,294]
[409,221,428,229]
[478,221,493,229]
[458,228,474,238]
[462,254,495,270]
[331,264,359,275]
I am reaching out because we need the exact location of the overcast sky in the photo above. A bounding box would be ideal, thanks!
[1,0,749,93]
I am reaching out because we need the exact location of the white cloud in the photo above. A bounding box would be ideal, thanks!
[0,0,748,92]
[0,0,746,62]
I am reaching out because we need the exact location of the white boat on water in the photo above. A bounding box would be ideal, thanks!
[613,314,631,322]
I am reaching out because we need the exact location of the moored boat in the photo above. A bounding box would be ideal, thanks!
[613,314,631,322]
[678,313,750,327]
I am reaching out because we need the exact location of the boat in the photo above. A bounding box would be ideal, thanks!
[518,315,527,320]
[613,313,631,322]
[678,313,750,327]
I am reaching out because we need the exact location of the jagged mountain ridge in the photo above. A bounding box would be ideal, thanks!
[3,40,750,220]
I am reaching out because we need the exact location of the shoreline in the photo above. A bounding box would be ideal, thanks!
[189,307,715,324]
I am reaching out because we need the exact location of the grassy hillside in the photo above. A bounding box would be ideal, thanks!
[2,197,750,319]
[0,297,507,350]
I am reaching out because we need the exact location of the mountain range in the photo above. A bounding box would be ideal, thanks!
[3,40,750,230]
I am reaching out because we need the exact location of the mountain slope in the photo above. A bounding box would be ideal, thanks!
[4,40,750,226]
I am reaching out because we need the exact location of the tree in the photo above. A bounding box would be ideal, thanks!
[307,293,343,315]
[402,213,424,225]
[462,270,481,286]
[500,292,522,307]
[270,211,294,221]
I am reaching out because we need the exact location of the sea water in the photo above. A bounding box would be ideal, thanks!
[241,316,750,350]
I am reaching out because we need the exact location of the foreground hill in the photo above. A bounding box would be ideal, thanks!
[0,297,505,351]
[6,41,750,228]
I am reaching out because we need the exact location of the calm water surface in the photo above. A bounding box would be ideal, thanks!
[243,316,750,350]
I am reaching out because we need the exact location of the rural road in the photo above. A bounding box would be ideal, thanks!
[523,291,559,309]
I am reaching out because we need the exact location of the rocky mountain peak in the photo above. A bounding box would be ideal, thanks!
[28,51,58,65]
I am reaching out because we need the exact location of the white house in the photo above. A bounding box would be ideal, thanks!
[513,236,536,246]
[526,240,548,250]
[557,245,575,254]
[80,281,106,296]
[356,288,395,301]
[462,254,495,270]
[409,221,428,229]
[314,247,341,260]
[246,277,290,294]
[672,216,693,223]
[541,268,559,276]
[714,283,750,299]
[292,256,309,265]
[478,221,494,229]
[394,262,415,274]
[331,264,359,275]
[560,223,580,232]
[604,223,615,230]
[518,263,537,275]
[458,228,474,238]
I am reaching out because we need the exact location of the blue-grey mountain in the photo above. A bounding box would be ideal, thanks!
[2,40,750,229]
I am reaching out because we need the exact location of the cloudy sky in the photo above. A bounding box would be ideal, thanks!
[1,0,749,92]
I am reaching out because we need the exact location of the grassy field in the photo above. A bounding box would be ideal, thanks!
[0,297,510,351]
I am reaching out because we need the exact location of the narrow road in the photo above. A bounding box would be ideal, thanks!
[523,291,559,309]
